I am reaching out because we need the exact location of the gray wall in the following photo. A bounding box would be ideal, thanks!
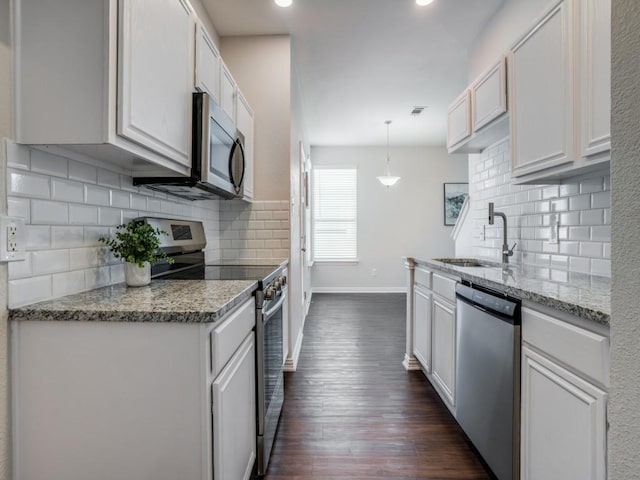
[610,0,640,477]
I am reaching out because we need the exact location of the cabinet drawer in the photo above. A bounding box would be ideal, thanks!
[211,298,255,378]
[415,267,432,289]
[522,307,609,388]
[432,273,457,303]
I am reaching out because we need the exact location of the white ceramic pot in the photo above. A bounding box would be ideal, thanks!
[124,261,151,287]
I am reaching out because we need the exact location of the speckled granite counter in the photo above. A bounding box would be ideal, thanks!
[407,257,610,326]
[9,280,258,323]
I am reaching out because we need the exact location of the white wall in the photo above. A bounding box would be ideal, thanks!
[468,0,550,80]
[469,139,611,276]
[0,0,10,476]
[610,0,640,476]
[220,36,291,201]
[311,146,468,291]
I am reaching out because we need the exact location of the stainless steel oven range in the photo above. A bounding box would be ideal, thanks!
[142,217,287,478]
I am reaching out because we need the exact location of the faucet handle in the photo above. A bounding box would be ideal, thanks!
[507,242,517,256]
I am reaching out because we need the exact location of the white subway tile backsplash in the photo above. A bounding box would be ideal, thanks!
[8,197,30,220]
[6,145,222,307]
[52,270,86,298]
[69,160,97,183]
[52,226,85,248]
[581,209,604,225]
[97,169,121,189]
[9,170,50,198]
[6,142,31,170]
[580,177,604,194]
[31,200,68,224]
[31,149,68,178]
[52,178,84,203]
[25,226,51,250]
[9,276,52,307]
[110,190,130,208]
[85,184,110,206]
[98,207,122,226]
[32,249,70,275]
[470,138,610,277]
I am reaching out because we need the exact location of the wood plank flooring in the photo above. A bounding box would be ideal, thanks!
[265,293,491,480]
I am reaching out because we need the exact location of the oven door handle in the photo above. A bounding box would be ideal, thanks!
[263,292,287,320]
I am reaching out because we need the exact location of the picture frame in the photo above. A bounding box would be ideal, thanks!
[444,183,469,226]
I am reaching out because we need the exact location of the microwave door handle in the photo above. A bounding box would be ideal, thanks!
[228,140,245,194]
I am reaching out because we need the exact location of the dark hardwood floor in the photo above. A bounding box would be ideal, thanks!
[265,293,491,480]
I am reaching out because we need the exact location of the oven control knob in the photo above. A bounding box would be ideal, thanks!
[274,280,283,290]
[265,286,277,301]
[279,275,287,286]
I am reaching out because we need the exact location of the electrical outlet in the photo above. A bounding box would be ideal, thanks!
[548,213,559,245]
[0,216,26,262]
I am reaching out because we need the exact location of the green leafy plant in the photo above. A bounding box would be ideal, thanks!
[99,221,174,268]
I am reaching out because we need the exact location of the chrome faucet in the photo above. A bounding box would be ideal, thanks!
[488,202,517,264]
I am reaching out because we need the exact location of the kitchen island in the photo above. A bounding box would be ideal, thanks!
[10,279,260,480]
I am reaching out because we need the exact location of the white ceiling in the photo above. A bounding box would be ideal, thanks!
[203,0,504,146]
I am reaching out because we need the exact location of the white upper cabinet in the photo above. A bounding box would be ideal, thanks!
[471,57,507,132]
[509,0,575,178]
[14,0,197,176]
[446,90,472,150]
[220,60,238,122]
[579,0,611,159]
[194,20,221,104]
[118,0,195,169]
[509,0,611,183]
[236,91,254,200]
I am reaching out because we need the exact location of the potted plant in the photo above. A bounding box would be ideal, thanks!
[100,220,173,287]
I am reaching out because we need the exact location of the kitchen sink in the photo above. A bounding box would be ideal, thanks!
[433,258,494,268]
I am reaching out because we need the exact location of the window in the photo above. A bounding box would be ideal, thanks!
[313,168,357,261]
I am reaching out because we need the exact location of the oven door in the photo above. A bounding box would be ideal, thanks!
[257,286,286,475]
[197,95,245,198]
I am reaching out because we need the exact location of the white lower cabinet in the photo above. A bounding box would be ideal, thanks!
[413,285,432,372]
[407,264,458,413]
[431,295,456,407]
[212,333,256,480]
[521,306,609,480]
[11,297,257,480]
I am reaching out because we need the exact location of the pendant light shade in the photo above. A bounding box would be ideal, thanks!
[377,120,401,187]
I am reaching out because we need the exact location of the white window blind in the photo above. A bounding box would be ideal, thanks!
[313,168,357,261]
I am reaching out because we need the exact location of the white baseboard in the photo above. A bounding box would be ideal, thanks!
[311,286,407,294]
[283,330,304,372]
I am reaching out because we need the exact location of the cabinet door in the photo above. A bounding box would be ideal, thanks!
[236,91,254,200]
[471,57,507,132]
[413,286,432,372]
[195,21,220,104]
[118,0,194,168]
[431,296,456,406]
[220,61,237,122]
[579,0,611,158]
[446,90,472,149]
[212,333,257,480]
[521,346,607,480]
[509,0,575,177]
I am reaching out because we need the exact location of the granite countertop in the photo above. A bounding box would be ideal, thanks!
[407,257,611,326]
[9,280,258,323]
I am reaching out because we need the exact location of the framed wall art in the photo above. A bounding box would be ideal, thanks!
[444,183,469,226]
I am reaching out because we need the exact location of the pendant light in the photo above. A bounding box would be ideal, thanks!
[377,120,401,187]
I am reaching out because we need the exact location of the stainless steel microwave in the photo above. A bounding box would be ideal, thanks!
[133,92,246,201]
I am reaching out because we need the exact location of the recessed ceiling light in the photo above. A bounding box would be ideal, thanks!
[416,0,434,5]
[275,0,292,7]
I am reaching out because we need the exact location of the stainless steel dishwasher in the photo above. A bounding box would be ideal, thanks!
[455,282,521,480]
